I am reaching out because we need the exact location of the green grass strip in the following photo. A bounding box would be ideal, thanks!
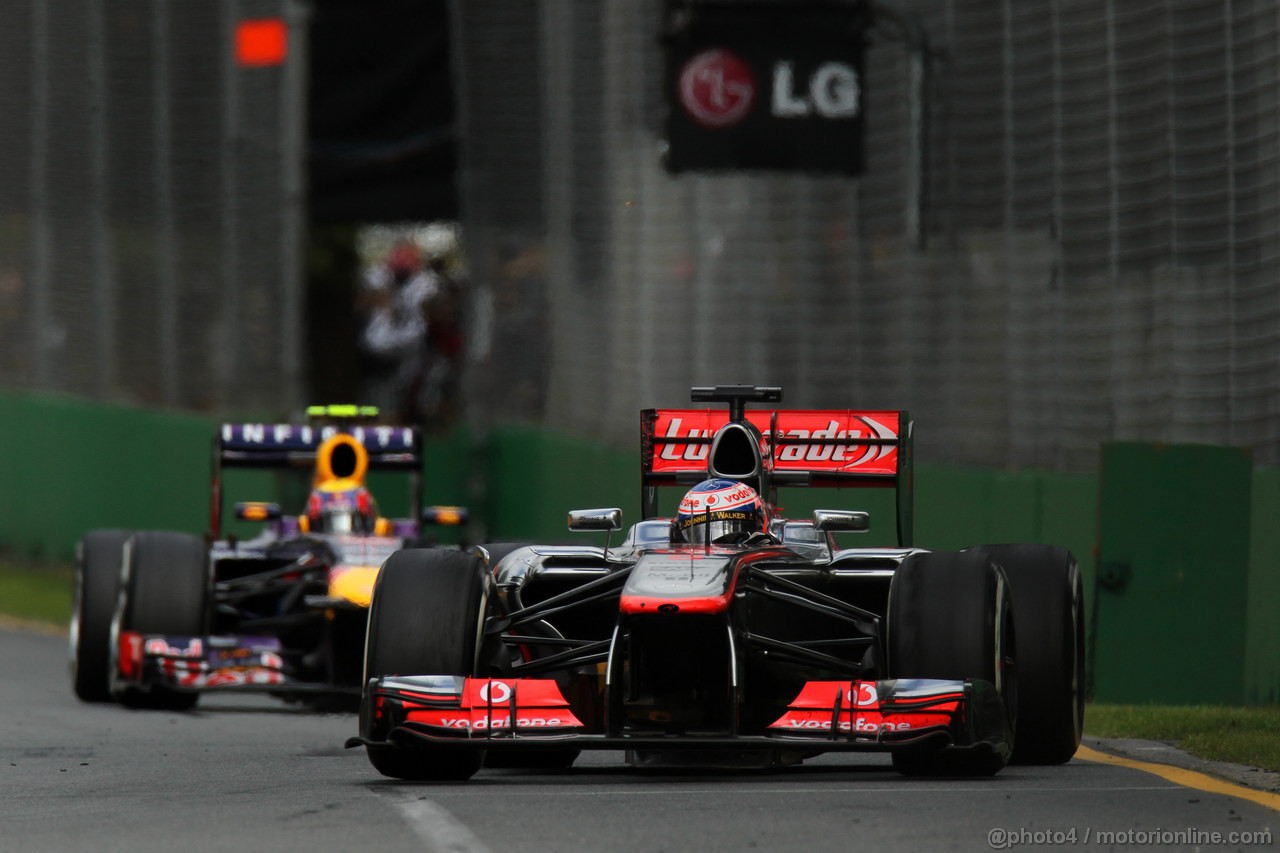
[1087,703,1280,772]
[0,561,71,627]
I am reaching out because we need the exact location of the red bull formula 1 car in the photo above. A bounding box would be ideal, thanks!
[70,405,465,710]
[347,386,1084,779]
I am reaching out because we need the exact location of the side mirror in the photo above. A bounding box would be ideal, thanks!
[235,501,282,522]
[568,508,623,532]
[422,506,469,527]
[813,509,869,533]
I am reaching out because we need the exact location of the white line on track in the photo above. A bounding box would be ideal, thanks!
[377,789,494,853]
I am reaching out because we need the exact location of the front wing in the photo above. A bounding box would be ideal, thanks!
[346,675,1011,759]
[113,632,357,695]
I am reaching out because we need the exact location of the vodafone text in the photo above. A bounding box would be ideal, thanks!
[784,717,910,733]
[438,717,565,730]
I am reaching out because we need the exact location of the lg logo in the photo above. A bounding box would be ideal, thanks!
[771,61,860,119]
[678,49,756,128]
[678,49,862,128]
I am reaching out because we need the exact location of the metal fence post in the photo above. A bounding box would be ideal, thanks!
[281,0,310,414]
[89,0,117,398]
[218,0,242,412]
[152,0,179,405]
[29,0,50,389]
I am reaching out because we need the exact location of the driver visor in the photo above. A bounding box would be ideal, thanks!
[678,509,754,545]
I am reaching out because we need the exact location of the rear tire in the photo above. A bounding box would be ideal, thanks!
[887,551,1014,777]
[969,544,1083,765]
[363,548,491,781]
[71,529,133,702]
[114,532,210,711]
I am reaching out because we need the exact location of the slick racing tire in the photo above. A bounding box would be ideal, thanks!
[362,548,491,781]
[114,532,210,711]
[887,551,1015,777]
[71,529,133,702]
[968,544,1083,765]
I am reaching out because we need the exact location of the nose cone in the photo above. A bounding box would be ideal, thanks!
[619,551,737,614]
[328,565,380,607]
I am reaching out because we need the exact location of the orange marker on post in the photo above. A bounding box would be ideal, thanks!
[235,19,287,68]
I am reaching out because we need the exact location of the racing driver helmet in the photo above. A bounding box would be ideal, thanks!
[673,479,767,545]
[304,484,378,535]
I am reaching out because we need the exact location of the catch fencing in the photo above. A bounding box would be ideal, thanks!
[0,0,307,415]
[455,0,1280,471]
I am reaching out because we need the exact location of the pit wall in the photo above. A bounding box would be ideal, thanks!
[1,394,1274,704]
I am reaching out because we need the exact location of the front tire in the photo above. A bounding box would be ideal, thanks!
[71,529,133,702]
[362,548,491,781]
[114,531,210,711]
[969,544,1083,765]
[887,551,1015,776]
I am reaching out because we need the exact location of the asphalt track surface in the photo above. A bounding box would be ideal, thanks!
[1,627,1275,853]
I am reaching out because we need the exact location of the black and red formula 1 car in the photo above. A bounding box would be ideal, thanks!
[347,386,1083,779]
[71,405,465,710]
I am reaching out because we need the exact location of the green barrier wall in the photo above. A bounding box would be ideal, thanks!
[481,427,1100,560]
[479,426,1099,601]
[1248,469,1280,704]
[0,393,228,560]
[4,396,1276,704]
[480,428,1277,705]
[481,428,1096,561]
[1093,443,1253,705]
[479,424,641,544]
[0,392,470,561]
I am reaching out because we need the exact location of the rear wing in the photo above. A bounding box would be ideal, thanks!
[640,407,914,546]
[217,423,421,469]
[211,423,422,538]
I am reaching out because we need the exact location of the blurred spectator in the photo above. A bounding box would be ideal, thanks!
[417,256,466,429]
[358,239,440,423]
